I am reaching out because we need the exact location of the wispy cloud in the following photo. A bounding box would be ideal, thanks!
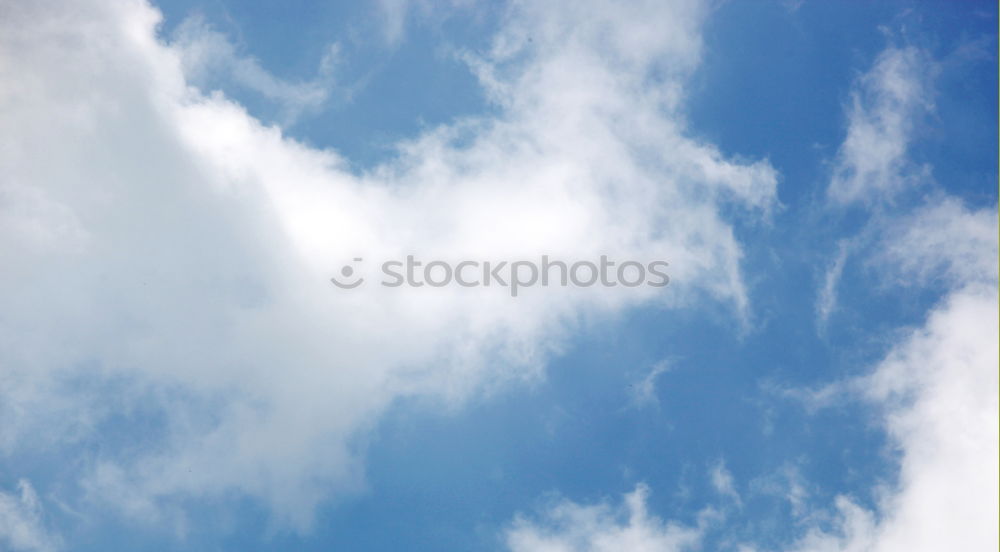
[506,485,710,552]
[0,480,59,552]
[629,359,671,408]
[874,197,998,289]
[828,45,934,205]
[709,460,741,507]
[170,15,345,126]
[815,239,850,333]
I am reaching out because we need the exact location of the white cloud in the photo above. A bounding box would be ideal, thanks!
[818,42,932,331]
[828,45,934,205]
[874,196,998,289]
[798,197,999,551]
[506,199,998,551]
[798,76,999,547]
[790,281,999,551]
[0,480,60,552]
[0,0,776,531]
[506,485,709,552]
[803,40,998,549]
[513,36,996,551]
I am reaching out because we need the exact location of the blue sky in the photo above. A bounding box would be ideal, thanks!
[0,1,996,551]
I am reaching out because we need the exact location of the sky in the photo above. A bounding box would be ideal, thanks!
[0,1,996,551]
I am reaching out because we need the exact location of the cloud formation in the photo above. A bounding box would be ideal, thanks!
[0,0,776,532]
[798,144,999,548]
[795,40,998,551]
[0,480,58,552]
[828,45,934,205]
[504,39,998,551]
[169,15,344,126]
[815,239,849,331]
[791,225,998,550]
[505,200,999,552]
[506,485,708,552]
[800,39,998,549]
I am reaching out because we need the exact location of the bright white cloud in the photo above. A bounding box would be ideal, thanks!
[828,45,933,205]
[0,0,776,531]
[791,291,999,551]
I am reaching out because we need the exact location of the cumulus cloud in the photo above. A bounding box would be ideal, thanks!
[827,45,934,205]
[0,0,776,531]
[790,293,998,551]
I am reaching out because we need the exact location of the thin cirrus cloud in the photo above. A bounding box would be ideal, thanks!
[0,0,777,536]
[815,239,849,332]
